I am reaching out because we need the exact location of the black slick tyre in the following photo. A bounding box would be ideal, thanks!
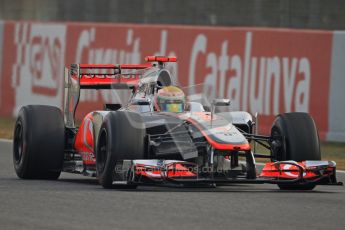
[13,105,65,179]
[271,112,320,190]
[96,111,145,189]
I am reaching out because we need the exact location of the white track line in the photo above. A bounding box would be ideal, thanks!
[0,138,13,143]
[1,139,345,173]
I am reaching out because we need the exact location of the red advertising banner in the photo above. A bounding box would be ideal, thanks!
[0,21,333,139]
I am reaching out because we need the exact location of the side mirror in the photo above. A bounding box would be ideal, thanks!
[212,99,231,106]
[210,99,231,126]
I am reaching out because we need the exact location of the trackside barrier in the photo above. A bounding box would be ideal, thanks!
[0,21,4,115]
[327,32,345,142]
[0,21,343,142]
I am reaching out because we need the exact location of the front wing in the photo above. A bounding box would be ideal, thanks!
[113,159,342,187]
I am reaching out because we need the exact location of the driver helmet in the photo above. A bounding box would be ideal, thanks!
[155,86,186,113]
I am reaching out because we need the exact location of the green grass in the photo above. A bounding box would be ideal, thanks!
[253,142,345,169]
[0,116,15,139]
[320,142,345,169]
[1,116,345,169]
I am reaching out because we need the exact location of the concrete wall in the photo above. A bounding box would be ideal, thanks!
[1,0,345,30]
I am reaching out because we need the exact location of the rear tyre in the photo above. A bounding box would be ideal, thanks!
[13,105,65,179]
[270,112,320,190]
[96,111,145,189]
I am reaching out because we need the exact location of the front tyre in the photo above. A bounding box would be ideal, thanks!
[271,112,320,190]
[13,105,65,179]
[96,111,145,189]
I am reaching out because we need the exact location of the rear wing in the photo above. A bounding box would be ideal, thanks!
[70,63,152,89]
[63,63,152,128]
[63,56,176,128]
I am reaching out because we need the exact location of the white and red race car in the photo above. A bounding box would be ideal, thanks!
[13,56,342,190]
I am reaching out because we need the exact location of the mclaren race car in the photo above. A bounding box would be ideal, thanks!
[13,56,342,190]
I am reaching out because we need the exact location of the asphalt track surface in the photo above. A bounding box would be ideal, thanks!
[1,140,345,230]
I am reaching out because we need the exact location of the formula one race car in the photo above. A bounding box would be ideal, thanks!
[13,56,342,190]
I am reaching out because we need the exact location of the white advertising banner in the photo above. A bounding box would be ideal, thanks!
[327,31,345,141]
[0,21,4,109]
[10,22,67,116]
